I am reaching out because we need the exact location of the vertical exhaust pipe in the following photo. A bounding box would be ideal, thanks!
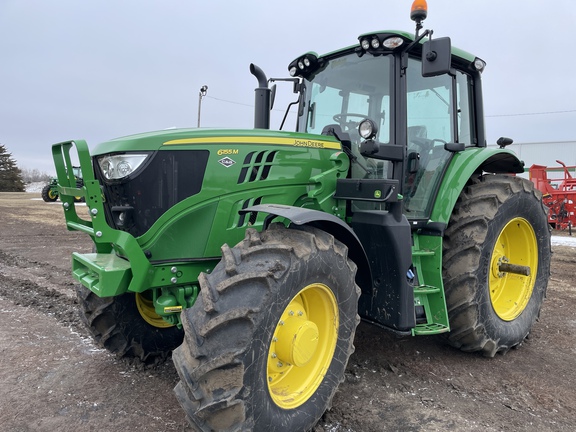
[250,63,271,130]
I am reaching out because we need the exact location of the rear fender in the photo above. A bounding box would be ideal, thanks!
[431,148,524,224]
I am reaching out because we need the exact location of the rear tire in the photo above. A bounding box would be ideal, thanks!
[173,224,360,431]
[443,175,551,357]
[41,184,58,202]
[76,285,184,364]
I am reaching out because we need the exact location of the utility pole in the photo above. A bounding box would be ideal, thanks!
[197,85,208,127]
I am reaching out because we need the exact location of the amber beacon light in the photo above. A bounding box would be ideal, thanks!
[410,0,428,22]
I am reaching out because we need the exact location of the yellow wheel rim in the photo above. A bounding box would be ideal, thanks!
[48,190,58,199]
[135,292,174,328]
[489,217,538,321]
[267,283,338,409]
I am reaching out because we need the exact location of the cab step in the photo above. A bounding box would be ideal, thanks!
[412,284,450,335]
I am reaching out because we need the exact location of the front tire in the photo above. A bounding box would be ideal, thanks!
[76,285,184,364]
[443,175,551,357]
[173,224,360,431]
[41,184,58,202]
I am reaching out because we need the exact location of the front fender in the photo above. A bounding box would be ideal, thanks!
[431,148,524,224]
[241,204,372,292]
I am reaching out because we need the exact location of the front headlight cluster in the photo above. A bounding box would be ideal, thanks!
[97,153,149,180]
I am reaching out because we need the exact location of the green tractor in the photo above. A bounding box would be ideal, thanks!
[52,2,550,430]
[41,165,83,202]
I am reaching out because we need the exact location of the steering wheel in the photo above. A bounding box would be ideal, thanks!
[333,113,367,132]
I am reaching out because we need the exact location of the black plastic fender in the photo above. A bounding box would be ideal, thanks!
[240,204,372,293]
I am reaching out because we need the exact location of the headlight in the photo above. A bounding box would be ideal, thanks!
[98,153,149,180]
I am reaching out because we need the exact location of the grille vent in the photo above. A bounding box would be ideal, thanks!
[237,151,278,184]
[238,196,263,227]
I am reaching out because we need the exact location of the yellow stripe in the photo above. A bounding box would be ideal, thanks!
[163,136,341,150]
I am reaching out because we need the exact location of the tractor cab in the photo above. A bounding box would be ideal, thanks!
[289,22,482,225]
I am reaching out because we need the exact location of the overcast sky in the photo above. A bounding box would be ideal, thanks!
[1,0,574,173]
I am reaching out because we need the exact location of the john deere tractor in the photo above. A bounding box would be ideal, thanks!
[41,165,83,202]
[52,2,550,430]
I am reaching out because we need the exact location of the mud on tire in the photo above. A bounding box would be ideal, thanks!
[173,224,360,431]
[76,285,184,364]
[443,175,551,357]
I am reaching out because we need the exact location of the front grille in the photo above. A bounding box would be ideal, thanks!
[95,150,209,237]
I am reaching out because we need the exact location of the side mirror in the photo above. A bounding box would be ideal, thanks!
[422,37,451,77]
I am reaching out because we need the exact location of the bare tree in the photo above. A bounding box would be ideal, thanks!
[20,167,52,183]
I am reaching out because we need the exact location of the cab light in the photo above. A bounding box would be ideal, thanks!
[98,154,149,180]
[361,39,371,50]
[358,119,378,140]
[371,38,381,49]
[473,58,486,72]
[383,36,404,49]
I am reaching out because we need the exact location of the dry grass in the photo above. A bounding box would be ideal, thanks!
[0,192,90,227]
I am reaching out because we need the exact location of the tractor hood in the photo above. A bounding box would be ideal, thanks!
[92,128,341,155]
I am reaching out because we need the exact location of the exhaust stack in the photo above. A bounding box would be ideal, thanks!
[250,63,271,130]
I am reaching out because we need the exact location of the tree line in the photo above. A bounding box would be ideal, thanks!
[0,144,51,192]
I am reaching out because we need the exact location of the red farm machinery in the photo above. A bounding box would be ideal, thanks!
[530,160,576,231]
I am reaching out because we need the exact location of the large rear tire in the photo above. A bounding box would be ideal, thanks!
[76,285,184,364]
[173,224,360,431]
[443,175,551,357]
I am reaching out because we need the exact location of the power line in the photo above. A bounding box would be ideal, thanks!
[206,95,576,118]
[205,95,295,113]
[205,95,252,108]
[486,109,576,118]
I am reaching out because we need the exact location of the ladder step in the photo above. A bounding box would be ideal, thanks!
[413,322,450,335]
[412,284,450,335]
[413,284,440,294]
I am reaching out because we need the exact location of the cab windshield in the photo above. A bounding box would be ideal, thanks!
[298,54,391,141]
[298,53,392,179]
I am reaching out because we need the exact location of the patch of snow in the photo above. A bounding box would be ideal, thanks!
[25,182,47,193]
[551,235,576,248]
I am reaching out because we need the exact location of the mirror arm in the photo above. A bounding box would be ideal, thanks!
[401,29,432,72]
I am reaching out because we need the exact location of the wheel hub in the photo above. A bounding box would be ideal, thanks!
[275,305,319,367]
[489,217,537,321]
[267,283,338,409]
[135,292,174,328]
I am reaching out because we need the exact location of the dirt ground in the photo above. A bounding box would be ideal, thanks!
[0,192,575,432]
